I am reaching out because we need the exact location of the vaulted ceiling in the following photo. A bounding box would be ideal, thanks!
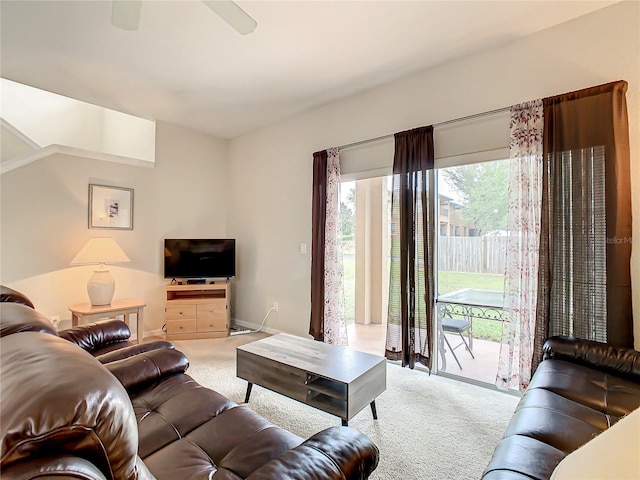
[1,1,619,139]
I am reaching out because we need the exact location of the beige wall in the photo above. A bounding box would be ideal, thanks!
[1,121,228,333]
[227,2,640,346]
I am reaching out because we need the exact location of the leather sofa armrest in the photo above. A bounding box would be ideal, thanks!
[97,340,175,363]
[246,426,379,480]
[58,319,131,352]
[0,302,57,338]
[1,333,143,480]
[105,347,189,392]
[543,336,640,382]
[0,454,155,480]
[0,285,35,308]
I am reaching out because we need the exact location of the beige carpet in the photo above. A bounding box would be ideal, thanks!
[172,333,519,480]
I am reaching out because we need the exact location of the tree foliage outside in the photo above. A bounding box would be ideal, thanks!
[340,186,356,242]
[441,160,509,235]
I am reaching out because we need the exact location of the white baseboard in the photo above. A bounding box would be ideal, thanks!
[143,321,280,341]
[142,328,164,340]
[231,318,283,336]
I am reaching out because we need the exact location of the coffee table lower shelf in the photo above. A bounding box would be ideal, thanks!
[242,379,379,426]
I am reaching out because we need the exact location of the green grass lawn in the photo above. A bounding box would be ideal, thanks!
[437,271,504,295]
[343,255,356,323]
[469,318,502,341]
[342,256,503,341]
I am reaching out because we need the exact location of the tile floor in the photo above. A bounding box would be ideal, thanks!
[347,322,501,385]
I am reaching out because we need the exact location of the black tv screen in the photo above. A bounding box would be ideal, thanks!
[164,239,235,279]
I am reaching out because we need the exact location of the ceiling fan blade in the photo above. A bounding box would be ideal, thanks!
[202,1,257,35]
[112,0,142,31]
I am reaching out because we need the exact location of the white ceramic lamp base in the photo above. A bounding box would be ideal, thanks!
[87,269,115,306]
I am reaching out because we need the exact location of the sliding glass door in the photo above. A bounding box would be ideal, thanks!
[435,159,509,385]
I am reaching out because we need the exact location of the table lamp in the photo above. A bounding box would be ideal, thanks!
[70,237,130,306]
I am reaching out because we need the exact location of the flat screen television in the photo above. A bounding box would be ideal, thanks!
[164,239,235,279]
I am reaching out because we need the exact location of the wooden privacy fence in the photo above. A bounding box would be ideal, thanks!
[438,236,507,274]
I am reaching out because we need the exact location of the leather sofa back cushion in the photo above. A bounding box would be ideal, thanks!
[0,332,140,479]
[0,302,57,337]
[544,336,640,383]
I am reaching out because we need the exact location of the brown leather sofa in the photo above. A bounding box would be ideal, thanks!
[482,336,640,479]
[0,288,379,479]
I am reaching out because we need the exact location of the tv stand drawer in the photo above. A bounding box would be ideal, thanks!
[166,319,197,334]
[197,302,225,318]
[197,316,226,332]
[166,304,197,320]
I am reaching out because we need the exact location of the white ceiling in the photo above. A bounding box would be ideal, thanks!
[1,1,619,139]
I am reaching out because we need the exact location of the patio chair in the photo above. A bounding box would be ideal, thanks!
[440,316,474,370]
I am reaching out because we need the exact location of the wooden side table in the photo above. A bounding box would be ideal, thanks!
[68,298,146,342]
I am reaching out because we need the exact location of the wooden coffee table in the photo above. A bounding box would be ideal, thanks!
[237,333,386,426]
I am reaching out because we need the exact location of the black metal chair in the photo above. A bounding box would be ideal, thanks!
[440,316,474,370]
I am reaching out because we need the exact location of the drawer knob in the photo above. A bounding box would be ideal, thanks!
[209,308,213,312]
[179,326,183,330]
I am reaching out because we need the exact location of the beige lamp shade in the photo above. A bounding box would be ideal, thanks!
[70,237,131,265]
[70,238,130,306]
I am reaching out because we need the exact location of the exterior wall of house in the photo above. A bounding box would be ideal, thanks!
[0,122,228,333]
[227,2,640,346]
[439,196,474,237]
[354,177,389,326]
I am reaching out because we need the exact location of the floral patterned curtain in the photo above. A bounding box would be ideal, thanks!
[323,148,348,345]
[310,148,348,345]
[496,100,543,391]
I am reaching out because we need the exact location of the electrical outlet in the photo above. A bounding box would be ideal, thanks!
[273,301,279,312]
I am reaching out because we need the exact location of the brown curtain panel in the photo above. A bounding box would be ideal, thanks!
[385,126,435,369]
[533,81,632,369]
[310,150,328,341]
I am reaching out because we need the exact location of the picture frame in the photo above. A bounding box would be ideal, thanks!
[88,184,134,230]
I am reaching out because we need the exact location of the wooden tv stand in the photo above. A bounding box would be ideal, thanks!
[165,283,230,340]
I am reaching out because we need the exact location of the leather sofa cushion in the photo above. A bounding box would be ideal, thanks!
[516,387,614,431]
[132,374,239,458]
[482,435,566,480]
[188,406,301,476]
[550,407,640,479]
[529,359,640,418]
[144,406,301,480]
[505,399,603,454]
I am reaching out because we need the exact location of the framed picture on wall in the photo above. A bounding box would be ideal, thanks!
[89,184,134,230]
